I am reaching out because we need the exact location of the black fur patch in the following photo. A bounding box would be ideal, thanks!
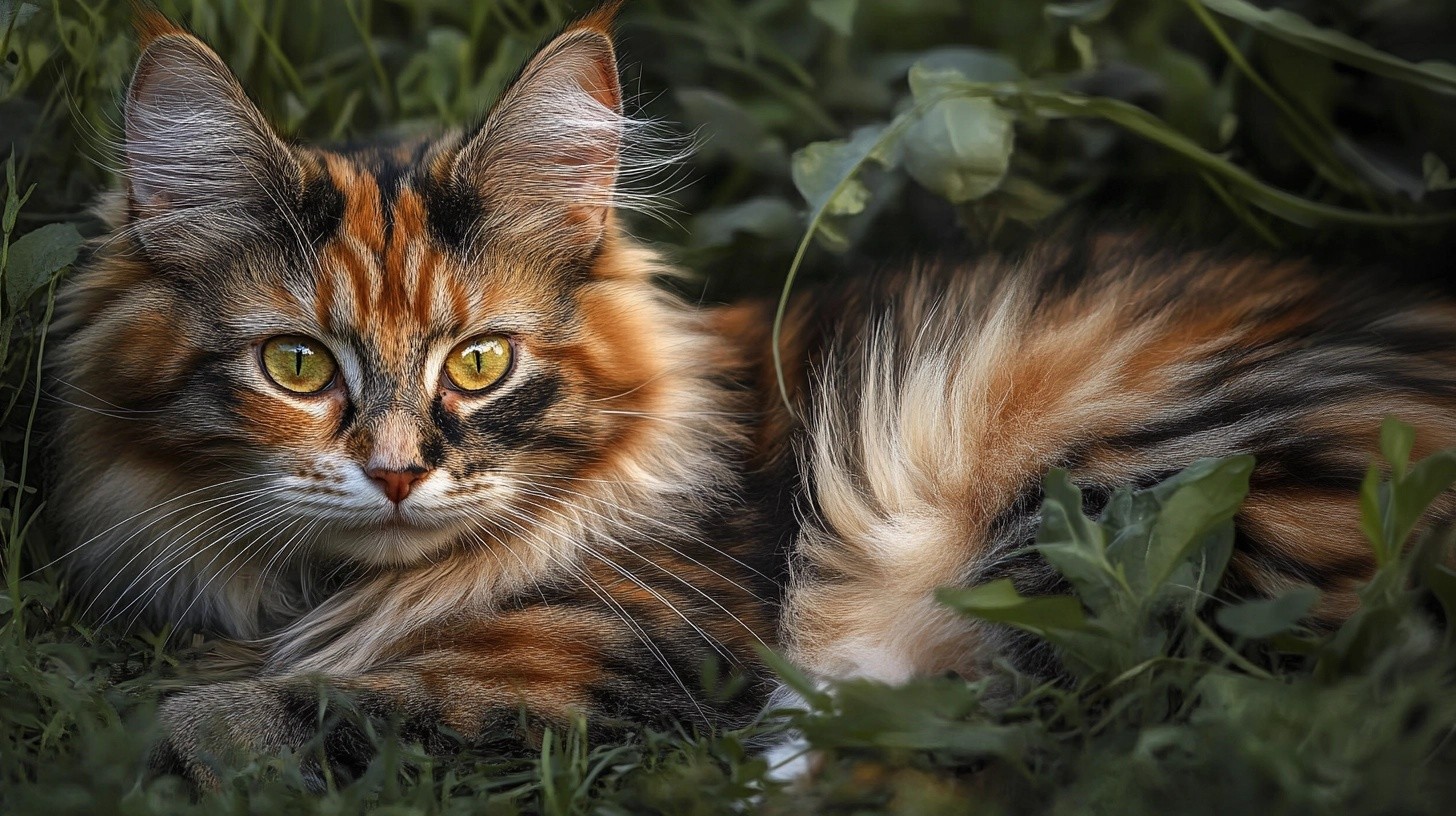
[296,169,345,248]
[420,432,445,469]
[469,377,563,448]
[419,174,484,250]
[431,394,465,447]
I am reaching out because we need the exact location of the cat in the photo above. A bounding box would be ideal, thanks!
[48,3,1456,786]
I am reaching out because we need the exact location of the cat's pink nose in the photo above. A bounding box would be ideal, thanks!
[367,466,429,504]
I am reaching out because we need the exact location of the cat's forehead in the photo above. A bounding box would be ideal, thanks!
[245,141,572,360]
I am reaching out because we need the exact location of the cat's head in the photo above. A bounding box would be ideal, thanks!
[52,6,735,631]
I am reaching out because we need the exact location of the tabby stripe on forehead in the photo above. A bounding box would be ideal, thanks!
[322,240,375,326]
[328,156,386,252]
[414,231,440,324]
[319,155,456,327]
[380,189,434,323]
[320,156,377,323]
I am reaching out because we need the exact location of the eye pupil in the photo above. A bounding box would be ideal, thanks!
[473,349,483,372]
[294,347,304,376]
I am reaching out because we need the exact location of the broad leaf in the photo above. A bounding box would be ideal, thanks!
[691,197,799,248]
[911,47,1022,85]
[902,95,1014,203]
[5,222,81,308]
[779,120,908,403]
[791,124,898,217]
[1035,471,1120,613]
[1137,456,1253,593]
[1390,451,1456,550]
[798,676,1029,758]
[938,579,1088,634]
[1216,586,1320,639]
[676,88,786,171]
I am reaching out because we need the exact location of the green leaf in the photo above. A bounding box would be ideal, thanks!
[1019,91,1456,228]
[1216,586,1319,639]
[1390,451,1456,549]
[902,95,1014,203]
[0,316,12,364]
[2,155,33,236]
[798,676,1028,758]
[4,222,81,308]
[1036,473,1119,613]
[911,48,1022,86]
[1198,0,1456,96]
[1359,463,1384,553]
[1069,26,1096,71]
[790,124,898,218]
[1040,469,1105,553]
[938,579,1088,634]
[1136,456,1254,594]
[778,119,910,406]
[1160,522,1236,613]
[1379,416,1415,480]
[808,0,857,37]
[1030,472,1118,600]
[754,645,832,711]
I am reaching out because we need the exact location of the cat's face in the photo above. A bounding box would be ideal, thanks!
[55,12,720,574]
[107,149,671,567]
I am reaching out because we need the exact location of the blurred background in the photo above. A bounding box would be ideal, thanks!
[3,0,1455,305]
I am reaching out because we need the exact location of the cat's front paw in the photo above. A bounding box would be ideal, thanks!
[153,679,319,789]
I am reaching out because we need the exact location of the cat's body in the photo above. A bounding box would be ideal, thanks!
[49,7,1456,784]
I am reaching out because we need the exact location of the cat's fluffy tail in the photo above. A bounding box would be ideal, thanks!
[780,295,1023,685]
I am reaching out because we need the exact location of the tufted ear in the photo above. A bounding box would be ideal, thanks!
[449,9,625,259]
[123,15,301,267]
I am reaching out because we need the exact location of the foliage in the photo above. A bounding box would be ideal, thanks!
[778,418,1456,814]
[2,0,1456,813]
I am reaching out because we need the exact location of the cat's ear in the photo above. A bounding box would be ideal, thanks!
[449,7,625,259]
[123,14,300,266]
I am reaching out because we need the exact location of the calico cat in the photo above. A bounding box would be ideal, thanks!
[49,4,1456,785]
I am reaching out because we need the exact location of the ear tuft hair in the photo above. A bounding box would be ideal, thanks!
[448,9,687,262]
[130,1,188,49]
[568,0,626,37]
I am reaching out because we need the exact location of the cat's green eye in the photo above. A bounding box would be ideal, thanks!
[445,335,512,392]
[260,336,337,394]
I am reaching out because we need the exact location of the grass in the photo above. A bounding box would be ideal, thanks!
[4,0,1456,813]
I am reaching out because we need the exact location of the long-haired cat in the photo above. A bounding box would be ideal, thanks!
[49,4,1456,784]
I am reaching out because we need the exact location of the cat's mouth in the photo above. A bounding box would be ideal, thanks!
[375,515,424,531]
[319,511,465,566]
[337,505,451,534]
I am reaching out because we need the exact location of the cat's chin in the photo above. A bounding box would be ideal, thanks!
[313,520,463,567]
